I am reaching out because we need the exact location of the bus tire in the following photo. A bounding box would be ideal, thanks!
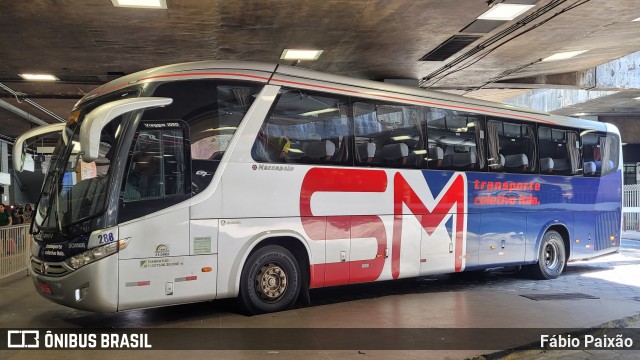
[239,245,301,315]
[528,230,566,280]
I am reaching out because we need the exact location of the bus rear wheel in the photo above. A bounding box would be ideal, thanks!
[239,245,301,315]
[528,230,566,280]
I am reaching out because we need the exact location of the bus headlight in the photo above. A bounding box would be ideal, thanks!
[66,242,118,270]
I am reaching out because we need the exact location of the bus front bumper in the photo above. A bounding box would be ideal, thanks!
[30,254,119,312]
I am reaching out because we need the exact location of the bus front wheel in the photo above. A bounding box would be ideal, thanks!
[239,245,301,315]
[528,230,566,280]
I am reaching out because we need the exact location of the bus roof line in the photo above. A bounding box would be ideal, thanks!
[75,60,606,131]
[78,62,277,105]
[83,70,271,102]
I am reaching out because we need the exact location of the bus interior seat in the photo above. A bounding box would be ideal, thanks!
[382,143,409,167]
[357,142,376,163]
[540,157,554,173]
[406,151,418,167]
[305,140,336,162]
[441,145,456,168]
[442,146,476,170]
[552,158,570,172]
[504,154,528,171]
[372,149,383,165]
[428,146,444,168]
[450,151,477,169]
[584,161,596,175]
[595,160,615,172]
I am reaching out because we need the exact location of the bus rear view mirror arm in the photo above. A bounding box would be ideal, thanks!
[13,123,65,172]
[80,97,173,162]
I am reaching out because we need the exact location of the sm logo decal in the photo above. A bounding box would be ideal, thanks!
[300,168,467,288]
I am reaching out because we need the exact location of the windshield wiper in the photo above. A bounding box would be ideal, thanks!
[33,170,66,236]
[32,171,56,235]
[53,173,65,236]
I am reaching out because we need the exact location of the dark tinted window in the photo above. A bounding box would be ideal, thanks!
[252,88,353,165]
[144,80,262,193]
[353,101,427,168]
[145,80,262,160]
[487,119,536,173]
[581,131,620,177]
[538,127,581,176]
[427,109,486,171]
[123,124,187,202]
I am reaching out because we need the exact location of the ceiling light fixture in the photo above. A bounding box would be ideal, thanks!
[19,73,58,81]
[111,0,167,9]
[633,97,640,100]
[633,17,640,22]
[542,50,588,62]
[477,4,535,21]
[280,49,324,61]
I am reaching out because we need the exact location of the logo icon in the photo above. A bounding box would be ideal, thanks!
[252,165,257,170]
[195,170,212,177]
[7,330,40,348]
[155,244,170,257]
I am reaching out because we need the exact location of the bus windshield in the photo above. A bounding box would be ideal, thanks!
[34,112,124,234]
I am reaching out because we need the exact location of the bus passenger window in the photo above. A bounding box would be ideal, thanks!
[428,108,485,171]
[581,131,619,177]
[123,126,187,202]
[252,88,352,166]
[487,120,536,173]
[353,102,427,169]
[538,127,580,176]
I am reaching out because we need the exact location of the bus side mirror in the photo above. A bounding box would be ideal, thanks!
[80,97,173,162]
[12,123,66,172]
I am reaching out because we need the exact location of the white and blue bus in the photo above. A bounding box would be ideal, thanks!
[19,61,622,314]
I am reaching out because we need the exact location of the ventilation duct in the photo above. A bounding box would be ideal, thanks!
[419,35,481,62]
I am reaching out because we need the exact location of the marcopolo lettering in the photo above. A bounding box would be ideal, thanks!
[257,164,294,171]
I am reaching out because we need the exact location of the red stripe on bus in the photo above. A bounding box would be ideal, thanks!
[270,77,556,125]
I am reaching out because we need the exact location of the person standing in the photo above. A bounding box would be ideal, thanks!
[0,204,12,227]
[10,204,23,225]
[23,204,33,223]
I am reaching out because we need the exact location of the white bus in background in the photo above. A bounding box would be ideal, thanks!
[23,61,622,314]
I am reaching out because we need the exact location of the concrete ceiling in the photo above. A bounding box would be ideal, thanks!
[1,0,640,140]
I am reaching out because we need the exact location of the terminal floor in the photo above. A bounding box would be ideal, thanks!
[2,240,640,359]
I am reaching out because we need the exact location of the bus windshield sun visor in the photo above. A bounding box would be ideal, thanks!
[12,123,65,172]
[79,97,173,162]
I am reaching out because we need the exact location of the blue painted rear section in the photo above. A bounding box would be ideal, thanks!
[421,169,622,269]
